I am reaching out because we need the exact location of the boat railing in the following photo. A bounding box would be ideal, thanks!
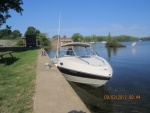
[77,56,90,65]
[94,56,105,64]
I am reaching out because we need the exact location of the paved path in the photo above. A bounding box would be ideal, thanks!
[34,50,91,113]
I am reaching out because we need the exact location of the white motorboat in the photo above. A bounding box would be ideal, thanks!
[54,42,113,87]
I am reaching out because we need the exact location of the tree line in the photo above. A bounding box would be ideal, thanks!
[0,27,50,47]
[71,33,140,42]
[0,29,22,39]
[140,36,150,41]
[1,27,149,47]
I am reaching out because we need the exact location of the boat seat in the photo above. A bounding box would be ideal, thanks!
[66,50,74,56]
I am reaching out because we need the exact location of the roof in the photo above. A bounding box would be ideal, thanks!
[60,38,72,41]
[61,42,90,47]
[50,37,72,42]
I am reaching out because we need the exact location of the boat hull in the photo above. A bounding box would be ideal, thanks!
[57,66,111,87]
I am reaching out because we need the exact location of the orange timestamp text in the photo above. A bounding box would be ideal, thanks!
[104,94,141,100]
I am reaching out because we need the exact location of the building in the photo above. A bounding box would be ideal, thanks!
[22,35,39,47]
[60,37,72,45]
[51,37,72,47]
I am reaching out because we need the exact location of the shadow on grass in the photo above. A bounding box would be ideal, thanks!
[0,57,20,65]
[0,47,40,52]
[0,47,39,65]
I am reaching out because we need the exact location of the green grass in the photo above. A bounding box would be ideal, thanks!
[0,49,38,113]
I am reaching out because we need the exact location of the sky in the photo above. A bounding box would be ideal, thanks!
[1,0,150,38]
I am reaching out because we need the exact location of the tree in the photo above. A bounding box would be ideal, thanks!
[63,35,67,38]
[140,36,150,41]
[16,38,23,46]
[106,32,126,47]
[0,29,12,39]
[24,27,40,36]
[106,32,113,44]
[52,35,60,39]
[0,29,22,39]
[83,36,90,42]
[38,33,50,46]
[91,34,97,42]
[72,33,83,42]
[0,0,23,27]
[11,30,22,39]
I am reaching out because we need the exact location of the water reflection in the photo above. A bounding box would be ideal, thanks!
[90,43,99,51]
[51,46,57,52]
[69,82,113,113]
[70,81,150,113]
[132,47,136,55]
[106,47,118,60]
[46,46,57,58]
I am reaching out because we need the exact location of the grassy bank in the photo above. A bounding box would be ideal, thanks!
[0,49,38,113]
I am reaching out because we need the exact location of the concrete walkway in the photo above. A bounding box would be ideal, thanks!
[34,50,91,113]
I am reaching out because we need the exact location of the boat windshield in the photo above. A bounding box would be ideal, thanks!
[58,46,97,57]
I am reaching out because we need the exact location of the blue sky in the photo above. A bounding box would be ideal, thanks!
[1,0,150,38]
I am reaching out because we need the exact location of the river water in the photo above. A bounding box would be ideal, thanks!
[47,41,150,113]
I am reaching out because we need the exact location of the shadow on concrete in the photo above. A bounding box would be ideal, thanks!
[68,110,86,113]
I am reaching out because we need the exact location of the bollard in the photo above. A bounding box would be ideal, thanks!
[42,50,46,56]
[41,47,46,56]
[45,61,51,69]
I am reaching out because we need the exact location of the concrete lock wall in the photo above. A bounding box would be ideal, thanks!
[0,40,17,47]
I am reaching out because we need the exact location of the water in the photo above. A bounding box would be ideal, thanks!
[47,41,150,113]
